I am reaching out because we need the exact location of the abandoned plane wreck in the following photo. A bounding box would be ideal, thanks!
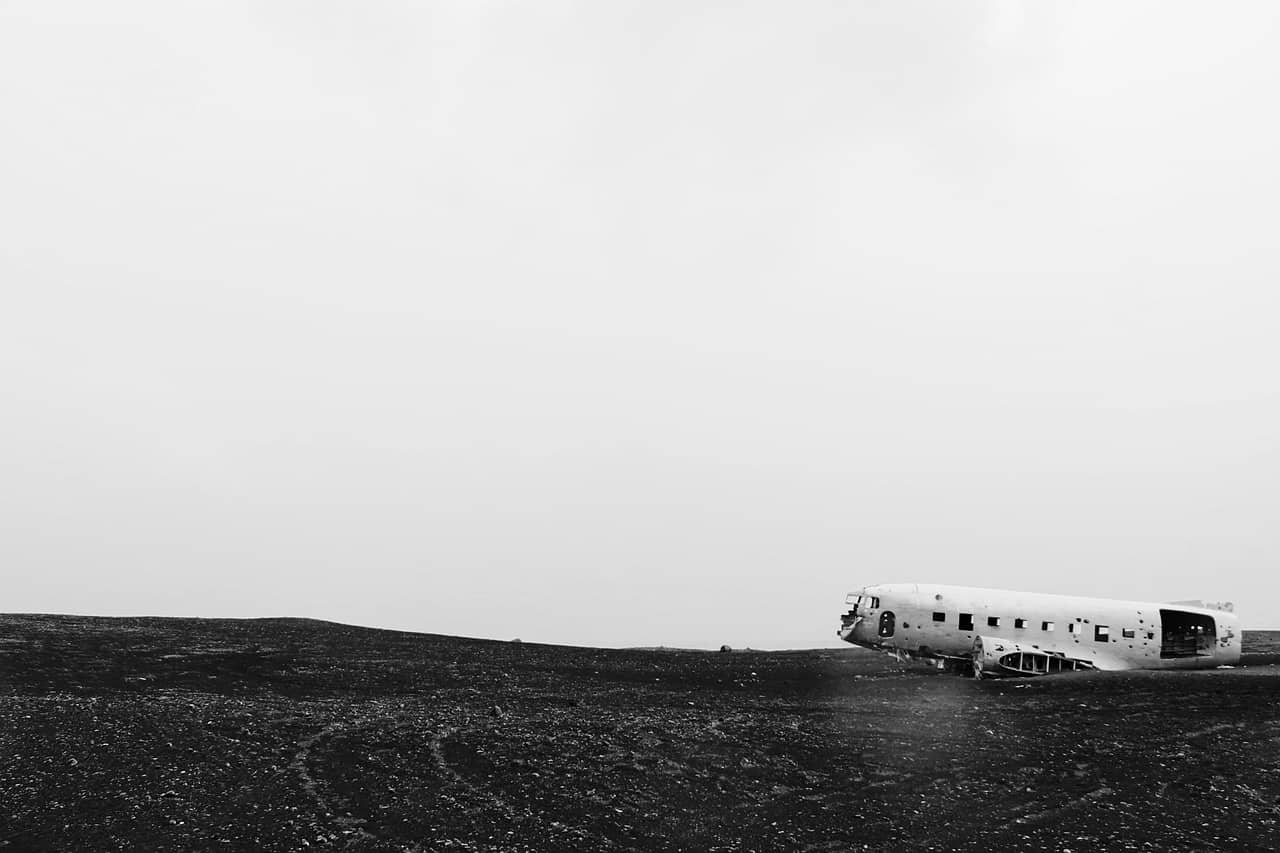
[838,583,1240,678]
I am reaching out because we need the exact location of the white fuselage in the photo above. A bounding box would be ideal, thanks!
[838,583,1241,674]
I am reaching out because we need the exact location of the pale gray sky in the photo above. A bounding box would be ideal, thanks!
[3,2,1278,648]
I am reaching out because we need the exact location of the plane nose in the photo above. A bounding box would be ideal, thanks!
[838,607,860,641]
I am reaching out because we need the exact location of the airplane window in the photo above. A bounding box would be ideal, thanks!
[959,613,974,631]
[1042,621,1055,631]
[1094,625,1110,641]
[878,611,895,638]
[932,612,945,622]
[1068,623,1079,635]
[1122,629,1136,639]
[987,617,1000,627]
[1014,618,1027,629]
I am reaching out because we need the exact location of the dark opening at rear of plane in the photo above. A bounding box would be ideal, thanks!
[1159,609,1216,658]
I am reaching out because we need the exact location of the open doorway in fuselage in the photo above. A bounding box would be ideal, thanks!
[1159,609,1216,658]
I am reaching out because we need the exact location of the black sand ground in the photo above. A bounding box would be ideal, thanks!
[1,616,1278,852]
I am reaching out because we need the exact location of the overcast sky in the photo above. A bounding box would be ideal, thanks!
[3,2,1278,648]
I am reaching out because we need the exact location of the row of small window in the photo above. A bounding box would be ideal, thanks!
[931,611,1150,641]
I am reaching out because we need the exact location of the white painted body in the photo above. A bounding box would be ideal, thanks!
[838,583,1240,677]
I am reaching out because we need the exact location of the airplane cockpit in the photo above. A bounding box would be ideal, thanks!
[838,588,886,647]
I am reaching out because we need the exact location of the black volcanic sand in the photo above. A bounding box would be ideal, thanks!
[2,617,1278,852]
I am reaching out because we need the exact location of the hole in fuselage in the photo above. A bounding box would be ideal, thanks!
[1159,609,1216,658]
[878,611,895,638]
